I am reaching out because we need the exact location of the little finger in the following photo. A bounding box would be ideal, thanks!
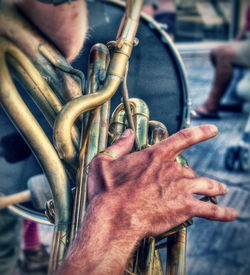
[192,200,238,221]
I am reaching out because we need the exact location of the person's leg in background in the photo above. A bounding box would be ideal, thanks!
[0,209,22,275]
[192,40,250,118]
[21,219,50,273]
[197,45,237,115]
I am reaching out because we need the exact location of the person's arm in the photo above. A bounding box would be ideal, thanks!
[15,0,88,62]
[58,125,238,275]
[236,24,247,41]
[59,195,141,275]
[11,5,237,274]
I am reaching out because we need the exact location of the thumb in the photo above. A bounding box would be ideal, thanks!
[105,129,135,159]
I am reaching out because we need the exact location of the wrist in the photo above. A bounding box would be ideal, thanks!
[91,192,144,242]
[60,193,142,274]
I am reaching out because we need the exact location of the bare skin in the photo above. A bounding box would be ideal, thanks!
[16,0,87,62]
[196,24,249,115]
[198,45,238,114]
[142,5,155,17]
[59,125,237,275]
[15,2,237,274]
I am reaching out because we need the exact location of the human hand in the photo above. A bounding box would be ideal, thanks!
[87,124,238,238]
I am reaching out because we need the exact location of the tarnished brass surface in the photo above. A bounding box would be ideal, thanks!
[70,44,111,241]
[166,228,187,275]
[0,0,83,101]
[113,98,165,275]
[53,0,144,166]
[0,0,190,274]
[0,37,73,272]
[0,2,84,272]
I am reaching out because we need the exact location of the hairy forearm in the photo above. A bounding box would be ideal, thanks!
[15,0,88,62]
[58,194,141,275]
[58,125,237,274]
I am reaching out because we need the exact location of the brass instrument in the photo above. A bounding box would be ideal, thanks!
[0,0,190,274]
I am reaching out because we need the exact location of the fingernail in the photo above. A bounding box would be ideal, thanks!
[231,209,239,218]
[209,125,218,134]
[222,183,228,193]
[121,129,132,138]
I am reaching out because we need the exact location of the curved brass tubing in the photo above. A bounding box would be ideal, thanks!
[111,98,150,149]
[0,37,80,168]
[0,37,73,272]
[70,44,111,240]
[129,98,150,149]
[110,98,164,275]
[0,1,83,102]
[0,39,63,124]
[54,0,144,166]
[148,121,169,145]
[54,74,121,165]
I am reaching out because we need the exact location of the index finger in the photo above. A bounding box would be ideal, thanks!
[151,125,218,160]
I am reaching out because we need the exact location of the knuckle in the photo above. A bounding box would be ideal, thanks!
[183,199,195,216]
[170,161,182,171]
[92,154,104,164]
[147,146,162,160]
[177,129,192,141]
[206,178,215,190]
[180,177,194,191]
[200,177,215,191]
[170,177,191,193]
[183,166,196,178]
[203,178,226,194]
[175,177,187,187]
[91,154,109,169]
[185,198,194,208]
[183,179,195,192]
[209,204,219,218]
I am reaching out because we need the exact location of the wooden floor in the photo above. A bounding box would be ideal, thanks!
[182,53,250,275]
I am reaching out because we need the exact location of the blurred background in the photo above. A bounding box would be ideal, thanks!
[0,0,249,274]
[159,0,250,274]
